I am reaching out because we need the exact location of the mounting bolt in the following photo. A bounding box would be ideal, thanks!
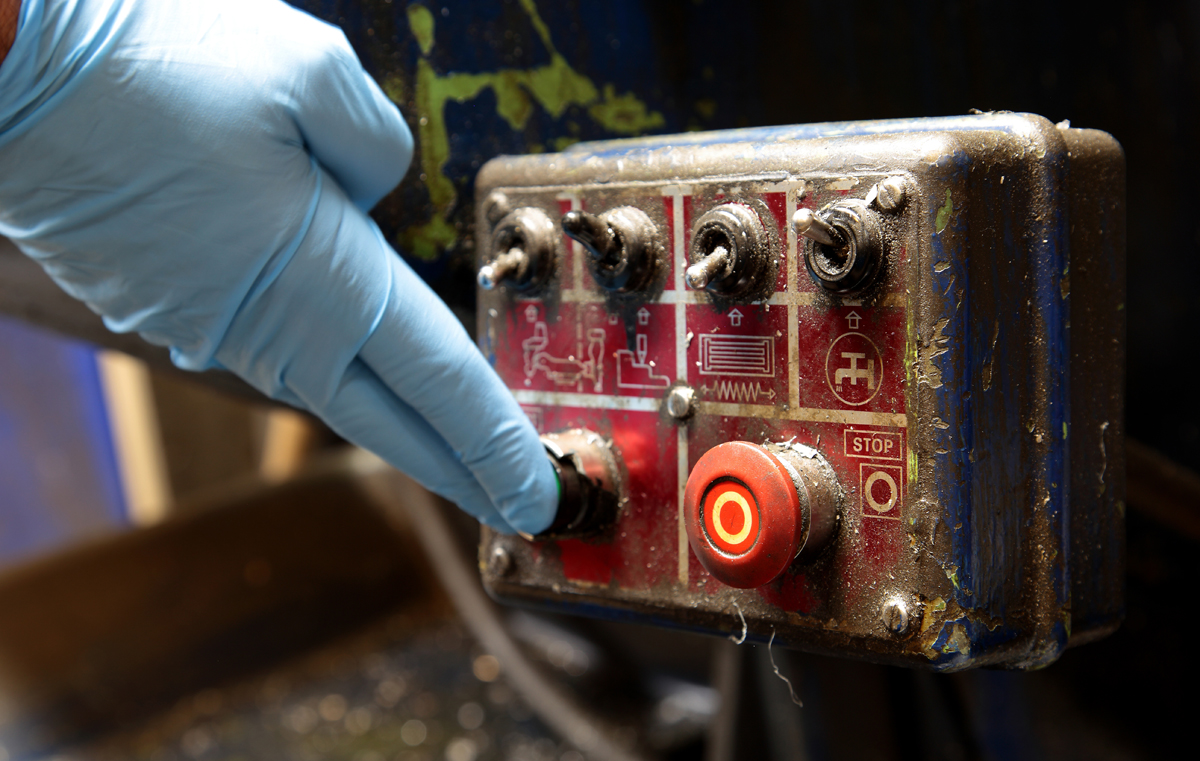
[881,596,910,636]
[488,545,515,577]
[874,177,908,212]
[665,386,696,420]
[482,191,512,227]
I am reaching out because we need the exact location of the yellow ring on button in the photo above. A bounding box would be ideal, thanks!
[711,490,753,546]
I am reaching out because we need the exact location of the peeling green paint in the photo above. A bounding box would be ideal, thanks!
[920,597,946,634]
[517,0,554,47]
[1063,422,1069,440]
[945,566,960,589]
[395,0,665,259]
[407,5,435,55]
[942,623,972,655]
[934,188,954,234]
[589,85,665,135]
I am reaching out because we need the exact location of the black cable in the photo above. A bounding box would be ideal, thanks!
[356,459,655,761]
[1126,438,1200,542]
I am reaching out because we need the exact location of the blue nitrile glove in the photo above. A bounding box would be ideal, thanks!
[0,0,558,534]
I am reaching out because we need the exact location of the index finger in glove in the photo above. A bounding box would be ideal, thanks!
[358,255,560,536]
[308,358,523,533]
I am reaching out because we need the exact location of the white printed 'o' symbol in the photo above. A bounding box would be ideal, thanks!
[864,470,899,513]
[712,491,754,546]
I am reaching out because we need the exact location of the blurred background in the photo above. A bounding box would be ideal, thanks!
[0,0,1195,759]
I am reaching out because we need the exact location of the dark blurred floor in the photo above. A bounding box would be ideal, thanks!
[0,471,1183,761]
[72,614,566,761]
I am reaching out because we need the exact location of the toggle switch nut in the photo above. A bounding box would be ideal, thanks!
[798,198,883,294]
[686,203,774,300]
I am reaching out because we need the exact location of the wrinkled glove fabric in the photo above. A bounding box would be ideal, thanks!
[0,0,558,533]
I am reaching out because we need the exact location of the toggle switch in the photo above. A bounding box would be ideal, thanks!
[561,207,663,293]
[684,441,840,588]
[794,199,883,294]
[528,429,622,540]
[686,203,773,300]
[478,207,558,292]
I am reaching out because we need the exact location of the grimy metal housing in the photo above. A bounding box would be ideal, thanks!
[476,113,1125,670]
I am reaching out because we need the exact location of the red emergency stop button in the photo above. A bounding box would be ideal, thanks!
[685,441,840,589]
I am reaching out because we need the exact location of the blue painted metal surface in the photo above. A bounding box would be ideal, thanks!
[0,316,128,567]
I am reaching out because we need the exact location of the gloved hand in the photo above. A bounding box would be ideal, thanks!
[0,0,559,533]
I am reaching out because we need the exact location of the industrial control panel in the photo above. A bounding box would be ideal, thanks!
[475,113,1125,670]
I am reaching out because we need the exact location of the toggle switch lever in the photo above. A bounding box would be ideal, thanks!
[477,248,530,290]
[561,207,662,293]
[562,210,619,266]
[685,245,733,290]
[792,207,841,247]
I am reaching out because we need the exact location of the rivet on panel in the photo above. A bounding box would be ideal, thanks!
[666,386,696,420]
[881,596,911,636]
[488,545,515,577]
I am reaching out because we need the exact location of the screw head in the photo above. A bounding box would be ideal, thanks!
[881,596,910,636]
[482,191,511,227]
[875,176,908,212]
[488,545,515,577]
[666,386,696,420]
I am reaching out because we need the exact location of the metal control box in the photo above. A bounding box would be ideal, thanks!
[476,113,1124,670]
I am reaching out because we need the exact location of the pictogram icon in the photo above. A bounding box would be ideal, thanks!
[825,332,884,406]
[522,322,605,391]
[699,334,774,377]
[617,334,670,389]
[860,463,903,519]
